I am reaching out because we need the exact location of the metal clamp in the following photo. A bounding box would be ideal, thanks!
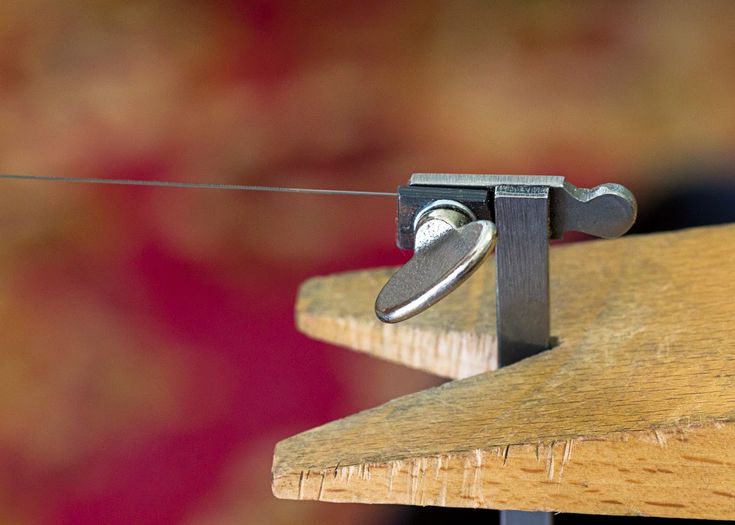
[376,173,637,365]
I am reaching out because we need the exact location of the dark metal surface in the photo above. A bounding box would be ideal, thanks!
[494,185,551,365]
[550,181,637,239]
[396,186,492,249]
[501,511,554,525]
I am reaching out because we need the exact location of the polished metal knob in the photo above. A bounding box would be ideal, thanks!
[375,200,497,323]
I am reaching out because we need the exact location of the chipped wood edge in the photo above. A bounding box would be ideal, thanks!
[274,421,735,520]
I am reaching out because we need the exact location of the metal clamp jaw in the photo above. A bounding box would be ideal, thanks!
[376,174,637,366]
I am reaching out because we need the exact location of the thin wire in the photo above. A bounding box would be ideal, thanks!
[0,173,397,197]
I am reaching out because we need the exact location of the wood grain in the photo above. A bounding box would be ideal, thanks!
[276,224,735,519]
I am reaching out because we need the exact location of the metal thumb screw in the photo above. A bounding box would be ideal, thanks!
[375,200,497,323]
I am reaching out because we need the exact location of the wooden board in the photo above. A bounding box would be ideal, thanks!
[275,224,735,519]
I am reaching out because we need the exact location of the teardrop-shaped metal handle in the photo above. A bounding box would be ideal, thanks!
[375,203,497,323]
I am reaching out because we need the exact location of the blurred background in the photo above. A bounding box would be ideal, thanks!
[1,1,735,524]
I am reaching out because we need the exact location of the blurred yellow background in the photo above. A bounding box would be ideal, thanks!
[0,1,734,524]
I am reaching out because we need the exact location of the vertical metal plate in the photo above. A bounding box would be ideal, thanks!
[494,185,550,366]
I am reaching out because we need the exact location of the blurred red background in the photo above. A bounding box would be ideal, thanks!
[1,1,735,524]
